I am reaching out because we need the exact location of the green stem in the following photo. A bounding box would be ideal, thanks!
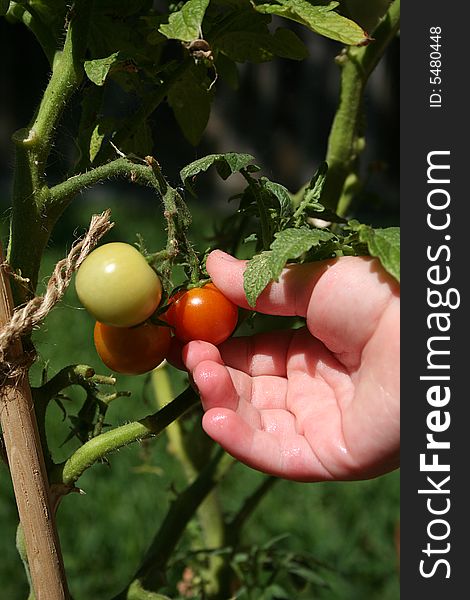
[217,476,278,598]
[30,1,93,168]
[33,364,98,402]
[151,367,225,596]
[8,155,162,301]
[113,450,234,598]
[227,476,278,539]
[7,0,93,302]
[322,0,400,213]
[49,158,164,215]
[151,366,196,481]
[52,386,199,487]
[7,2,57,65]
[241,170,272,249]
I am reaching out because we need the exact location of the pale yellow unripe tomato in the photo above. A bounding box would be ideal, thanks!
[75,242,162,327]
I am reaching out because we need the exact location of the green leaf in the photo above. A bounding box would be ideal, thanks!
[84,52,122,86]
[359,226,400,282]
[216,31,276,63]
[216,27,307,63]
[180,152,256,188]
[215,52,239,89]
[159,0,210,42]
[168,64,212,145]
[260,178,293,219]
[244,227,334,306]
[304,161,328,206]
[121,119,154,157]
[269,27,309,60]
[255,0,369,45]
[243,252,275,308]
[294,162,329,222]
[89,123,106,163]
[269,227,333,276]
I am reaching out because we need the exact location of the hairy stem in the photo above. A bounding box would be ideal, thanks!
[114,450,234,598]
[322,0,400,213]
[7,1,57,65]
[7,0,93,302]
[217,476,278,598]
[52,386,199,487]
[151,367,226,596]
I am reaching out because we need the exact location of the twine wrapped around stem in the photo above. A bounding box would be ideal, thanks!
[0,210,113,364]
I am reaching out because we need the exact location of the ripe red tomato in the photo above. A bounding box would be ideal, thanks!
[94,321,171,375]
[165,283,238,345]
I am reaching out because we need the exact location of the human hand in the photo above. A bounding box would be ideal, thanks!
[182,250,400,482]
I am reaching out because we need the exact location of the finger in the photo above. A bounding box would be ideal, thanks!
[182,340,224,372]
[192,360,240,412]
[192,360,262,429]
[206,250,327,317]
[217,329,295,377]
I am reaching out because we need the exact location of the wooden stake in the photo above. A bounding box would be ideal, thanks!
[0,244,69,600]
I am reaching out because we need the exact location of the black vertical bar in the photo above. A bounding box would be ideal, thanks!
[401,3,469,598]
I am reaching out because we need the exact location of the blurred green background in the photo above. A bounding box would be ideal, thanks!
[0,194,399,599]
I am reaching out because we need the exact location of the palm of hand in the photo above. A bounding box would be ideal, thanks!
[183,254,400,482]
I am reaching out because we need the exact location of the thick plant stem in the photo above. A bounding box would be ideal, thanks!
[52,386,199,487]
[113,450,234,599]
[217,476,278,598]
[6,2,57,65]
[322,0,400,213]
[151,366,197,481]
[0,244,69,600]
[152,367,226,596]
[7,0,93,303]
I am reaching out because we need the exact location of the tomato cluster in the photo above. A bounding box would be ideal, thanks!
[75,242,238,375]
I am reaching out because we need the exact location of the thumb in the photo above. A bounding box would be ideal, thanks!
[205,250,327,318]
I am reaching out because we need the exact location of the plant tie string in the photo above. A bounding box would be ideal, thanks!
[0,210,114,374]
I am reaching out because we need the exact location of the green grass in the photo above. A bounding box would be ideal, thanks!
[0,194,399,599]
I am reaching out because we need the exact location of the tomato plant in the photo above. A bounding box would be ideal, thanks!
[166,283,238,346]
[0,1,400,599]
[94,321,171,375]
[75,242,162,327]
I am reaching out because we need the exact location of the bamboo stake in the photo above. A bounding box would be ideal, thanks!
[0,243,69,600]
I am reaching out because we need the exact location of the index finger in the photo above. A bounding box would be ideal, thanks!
[206,250,328,317]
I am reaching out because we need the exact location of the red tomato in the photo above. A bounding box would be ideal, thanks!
[94,321,171,375]
[165,283,238,345]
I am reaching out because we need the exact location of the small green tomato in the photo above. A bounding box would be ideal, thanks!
[75,242,161,327]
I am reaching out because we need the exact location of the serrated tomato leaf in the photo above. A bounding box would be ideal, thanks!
[255,0,369,46]
[180,153,257,190]
[168,65,212,146]
[243,252,275,308]
[359,226,400,282]
[159,0,210,42]
[84,52,123,86]
[243,227,334,306]
[260,178,293,219]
